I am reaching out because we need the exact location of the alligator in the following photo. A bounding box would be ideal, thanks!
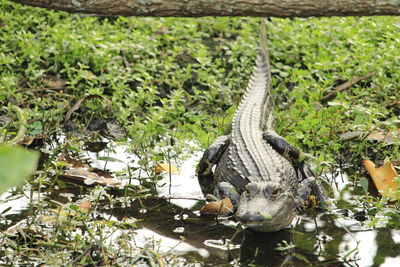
[196,20,329,232]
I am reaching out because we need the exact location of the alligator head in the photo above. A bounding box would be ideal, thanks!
[235,181,296,232]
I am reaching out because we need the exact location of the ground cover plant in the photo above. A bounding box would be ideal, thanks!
[1,0,400,265]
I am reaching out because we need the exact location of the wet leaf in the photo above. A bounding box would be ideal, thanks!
[200,197,233,215]
[58,154,87,168]
[363,159,400,198]
[97,156,124,163]
[0,145,39,194]
[61,168,121,187]
[1,206,12,215]
[155,163,180,174]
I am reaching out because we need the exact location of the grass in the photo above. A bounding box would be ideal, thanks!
[1,0,400,265]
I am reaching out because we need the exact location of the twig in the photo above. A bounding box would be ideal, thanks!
[320,72,374,102]
[17,87,68,93]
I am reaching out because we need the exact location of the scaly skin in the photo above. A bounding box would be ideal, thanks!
[213,50,299,232]
[196,20,328,232]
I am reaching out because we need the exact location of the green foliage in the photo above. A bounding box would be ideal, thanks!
[0,145,39,193]
[269,17,400,173]
[1,1,400,265]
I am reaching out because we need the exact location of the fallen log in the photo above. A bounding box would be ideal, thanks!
[10,0,400,17]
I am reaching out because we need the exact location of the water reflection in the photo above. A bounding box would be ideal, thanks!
[238,229,294,266]
[1,143,399,266]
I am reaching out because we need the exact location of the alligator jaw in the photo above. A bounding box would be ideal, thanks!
[239,210,296,232]
[235,182,296,232]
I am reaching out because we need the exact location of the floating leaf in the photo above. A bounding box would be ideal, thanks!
[363,159,400,198]
[155,163,180,174]
[61,168,121,187]
[97,156,124,163]
[200,197,233,215]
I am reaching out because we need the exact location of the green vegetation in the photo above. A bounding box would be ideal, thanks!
[1,0,400,265]
[0,144,39,193]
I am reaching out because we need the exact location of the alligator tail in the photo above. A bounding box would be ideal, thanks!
[260,18,275,130]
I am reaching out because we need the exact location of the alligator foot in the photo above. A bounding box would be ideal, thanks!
[295,176,329,211]
[196,135,229,195]
[263,130,304,164]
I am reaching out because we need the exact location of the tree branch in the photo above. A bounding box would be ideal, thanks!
[10,0,400,17]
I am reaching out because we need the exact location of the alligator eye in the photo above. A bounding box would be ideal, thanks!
[271,188,282,198]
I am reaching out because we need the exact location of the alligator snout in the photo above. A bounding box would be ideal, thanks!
[236,211,271,226]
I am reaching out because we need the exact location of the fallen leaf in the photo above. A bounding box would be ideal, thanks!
[41,76,67,88]
[200,197,233,215]
[155,163,180,174]
[61,168,121,187]
[364,159,400,198]
[78,201,92,211]
[367,130,400,144]
[58,154,87,168]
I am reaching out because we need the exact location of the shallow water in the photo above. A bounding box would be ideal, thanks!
[1,141,399,266]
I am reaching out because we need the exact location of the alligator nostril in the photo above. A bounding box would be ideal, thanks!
[236,212,267,224]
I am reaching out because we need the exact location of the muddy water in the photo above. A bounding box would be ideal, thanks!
[1,142,399,266]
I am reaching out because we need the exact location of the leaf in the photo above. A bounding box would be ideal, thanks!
[367,130,400,144]
[363,159,400,198]
[0,145,39,194]
[200,197,233,215]
[155,163,180,174]
[293,253,310,263]
[359,177,369,194]
[41,76,67,88]
[96,156,124,163]
[78,201,92,212]
[339,131,366,140]
[61,168,121,187]
[28,121,43,135]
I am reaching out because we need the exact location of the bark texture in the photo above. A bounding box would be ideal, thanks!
[10,0,400,17]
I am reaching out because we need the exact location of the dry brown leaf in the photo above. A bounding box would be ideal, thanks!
[59,154,87,168]
[155,163,180,174]
[200,197,233,215]
[41,76,67,88]
[367,130,399,144]
[78,200,92,211]
[364,159,400,198]
[61,168,121,187]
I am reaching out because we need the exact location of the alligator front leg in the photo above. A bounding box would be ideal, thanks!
[295,175,329,212]
[263,130,329,210]
[196,135,229,195]
[262,130,304,164]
